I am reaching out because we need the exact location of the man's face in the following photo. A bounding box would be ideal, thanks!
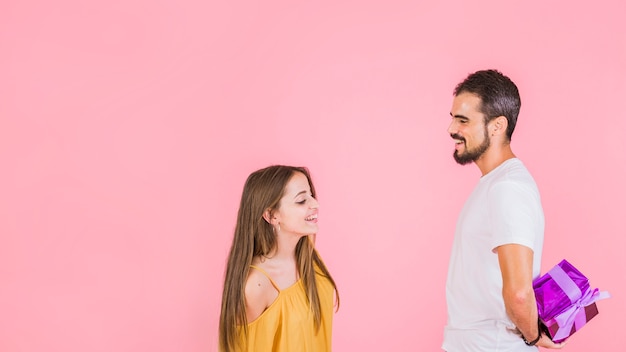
[447,92,491,165]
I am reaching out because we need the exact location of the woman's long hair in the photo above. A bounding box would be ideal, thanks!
[218,165,339,352]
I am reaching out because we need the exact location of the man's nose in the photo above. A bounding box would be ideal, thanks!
[447,120,457,135]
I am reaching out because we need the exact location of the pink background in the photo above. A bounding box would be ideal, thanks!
[1,1,624,351]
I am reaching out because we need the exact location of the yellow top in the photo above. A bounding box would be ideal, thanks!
[238,265,335,352]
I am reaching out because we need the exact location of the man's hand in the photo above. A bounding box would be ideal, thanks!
[536,334,567,349]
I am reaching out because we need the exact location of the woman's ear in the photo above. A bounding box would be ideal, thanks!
[262,208,274,224]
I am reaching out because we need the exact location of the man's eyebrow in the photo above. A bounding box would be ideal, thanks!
[450,112,469,119]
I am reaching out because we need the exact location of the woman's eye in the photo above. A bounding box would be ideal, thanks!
[296,200,306,204]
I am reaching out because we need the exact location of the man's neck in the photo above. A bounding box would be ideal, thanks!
[475,143,516,176]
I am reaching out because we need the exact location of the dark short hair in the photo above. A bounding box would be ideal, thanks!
[453,69,521,140]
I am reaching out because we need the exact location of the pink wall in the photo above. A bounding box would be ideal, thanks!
[1,1,624,351]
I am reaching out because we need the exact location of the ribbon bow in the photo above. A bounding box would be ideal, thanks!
[549,287,610,341]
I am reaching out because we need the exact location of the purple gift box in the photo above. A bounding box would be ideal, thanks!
[533,259,610,343]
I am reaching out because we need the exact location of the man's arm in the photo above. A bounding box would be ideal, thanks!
[497,244,566,349]
[497,244,538,339]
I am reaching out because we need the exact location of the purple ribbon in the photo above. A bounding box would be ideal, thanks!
[549,288,611,341]
[548,263,583,304]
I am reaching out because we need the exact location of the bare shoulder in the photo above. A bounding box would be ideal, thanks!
[244,267,278,323]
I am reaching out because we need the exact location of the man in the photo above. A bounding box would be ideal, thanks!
[442,69,565,351]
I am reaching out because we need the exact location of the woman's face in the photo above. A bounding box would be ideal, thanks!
[273,172,319,236]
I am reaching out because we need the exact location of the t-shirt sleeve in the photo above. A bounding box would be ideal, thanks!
[488,180,539,251]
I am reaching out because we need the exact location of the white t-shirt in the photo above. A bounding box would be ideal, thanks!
[442,158,544,352]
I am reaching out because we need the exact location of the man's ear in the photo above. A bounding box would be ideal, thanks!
[491,116,508,136]
[262,209,274,224]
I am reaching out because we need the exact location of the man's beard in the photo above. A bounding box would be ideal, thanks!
[452,129,490,165]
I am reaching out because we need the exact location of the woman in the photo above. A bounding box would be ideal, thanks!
[219,165,339,352]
